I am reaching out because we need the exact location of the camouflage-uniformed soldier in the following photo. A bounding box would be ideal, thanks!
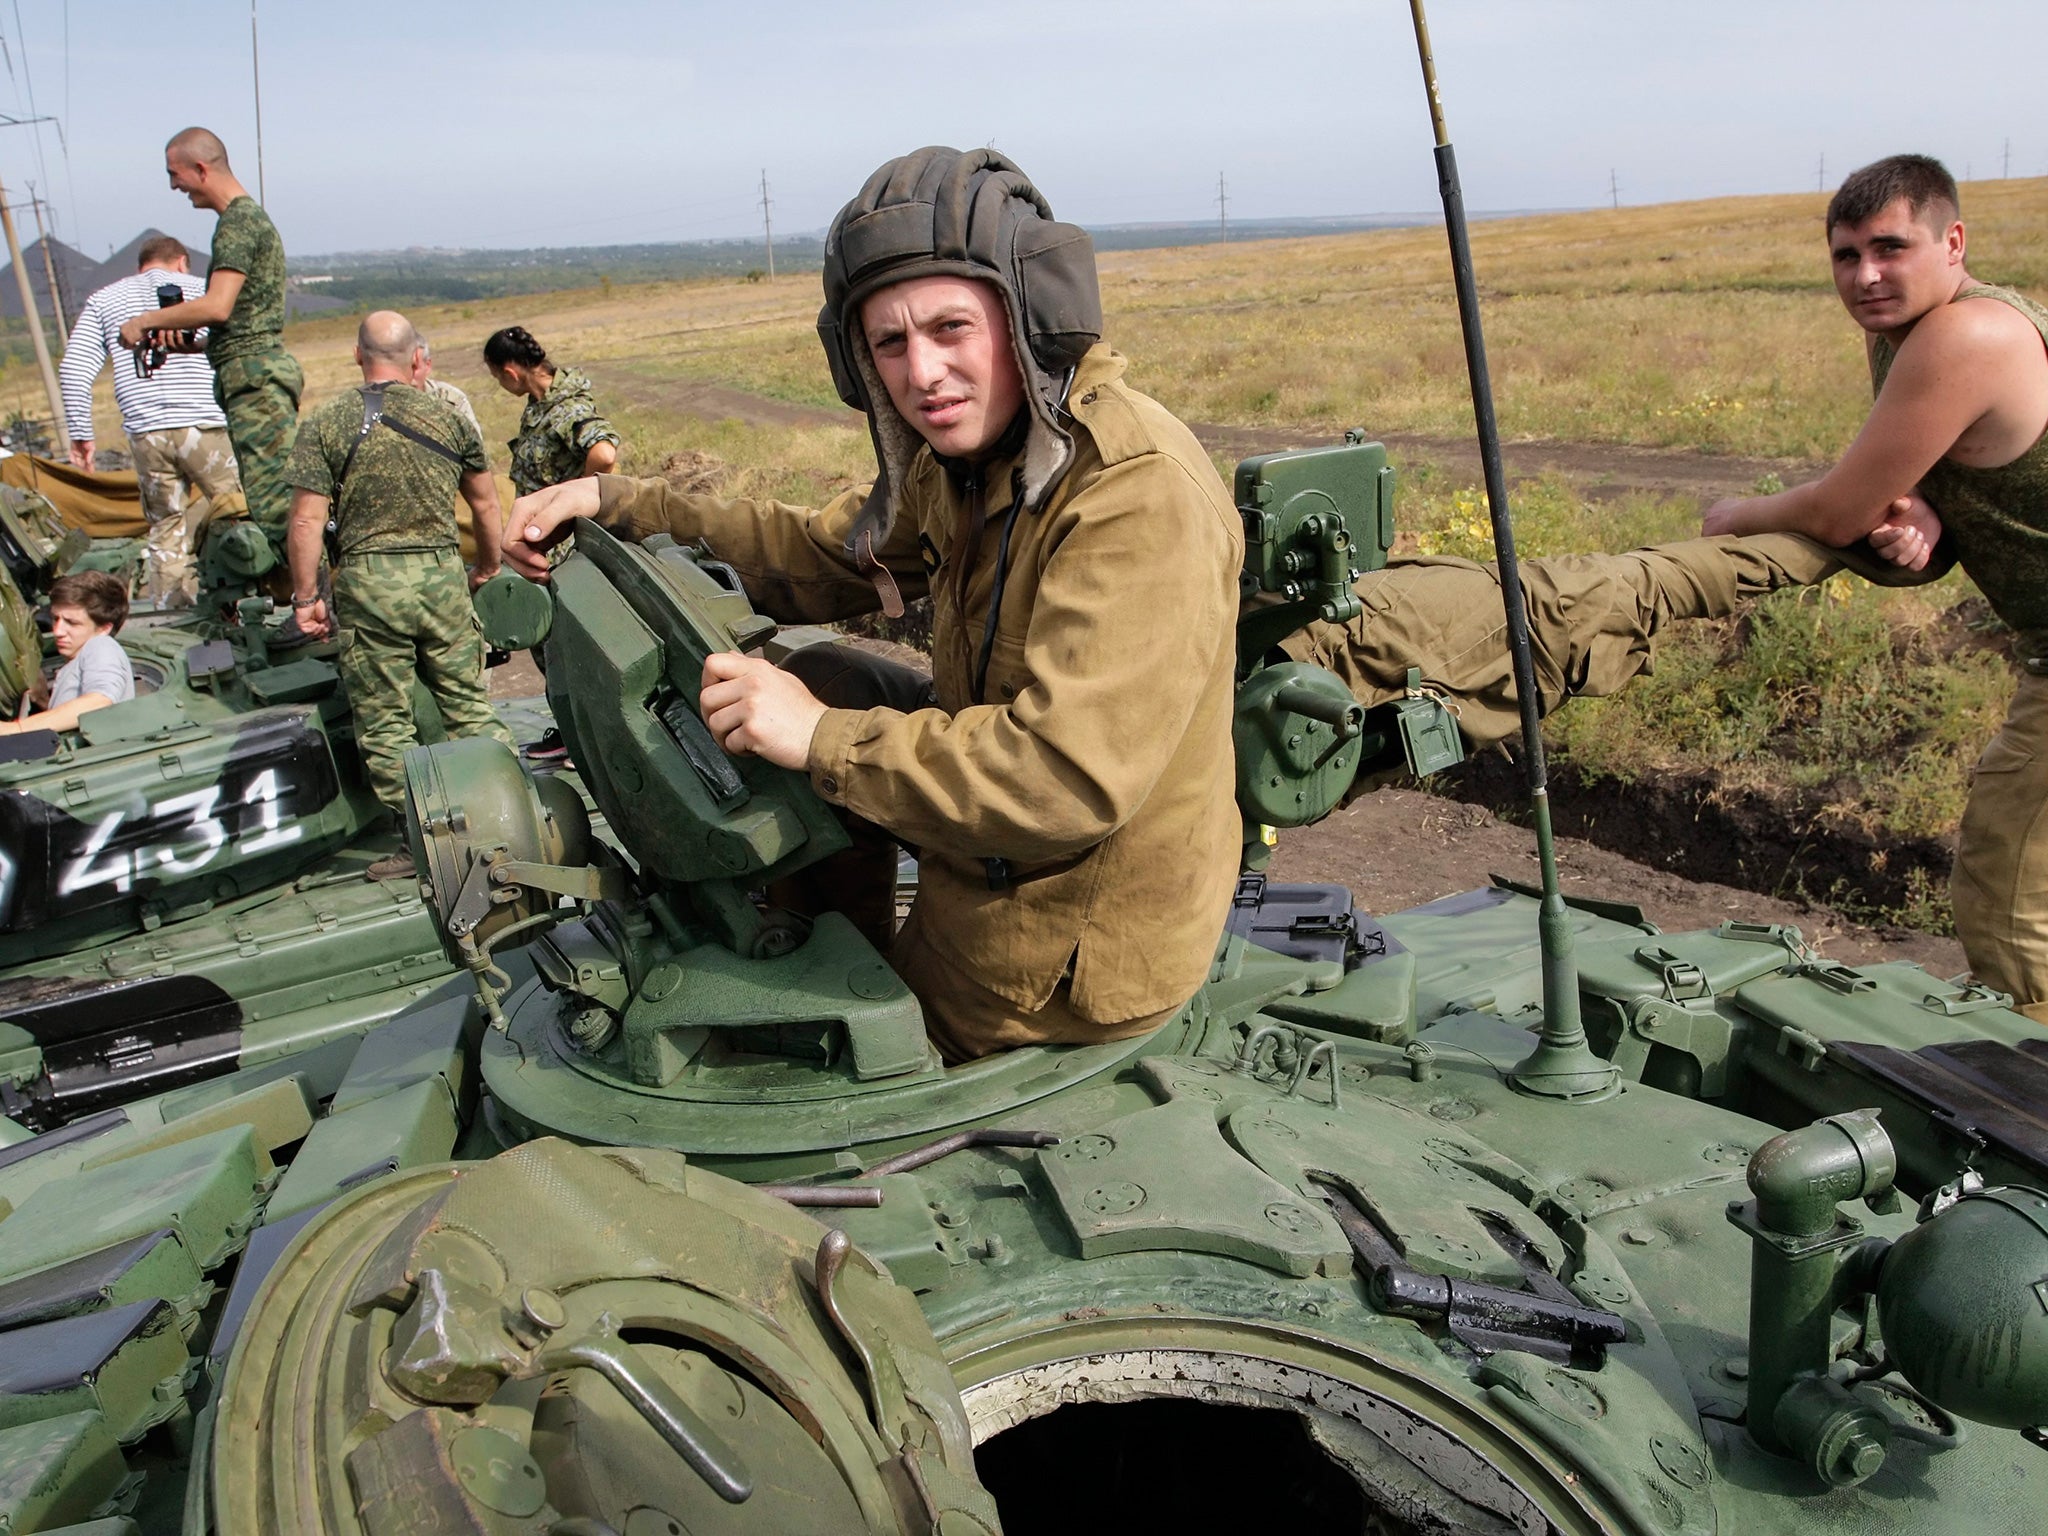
[484,325,619,762]
[120,127,303,554]
[413,340,483,444]
[285,310,512,881]
[484,327,620,496]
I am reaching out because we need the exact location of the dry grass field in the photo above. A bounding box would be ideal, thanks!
[31,176,2048,925]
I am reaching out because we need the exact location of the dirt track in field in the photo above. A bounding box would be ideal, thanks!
[585,359,1823,504]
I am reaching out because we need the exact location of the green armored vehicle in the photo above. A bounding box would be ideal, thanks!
[1,443,2044,1535]
[0,490,553,1133]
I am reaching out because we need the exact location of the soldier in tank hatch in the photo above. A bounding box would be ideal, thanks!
[284,310,514,881]
[1703,154,2048,1023]
[506,146,1247,1063]
[502,146,1881,1063]
[118,128,304,616]
[0,570,134,738]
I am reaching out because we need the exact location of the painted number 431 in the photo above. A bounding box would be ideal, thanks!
[58,768,305,898]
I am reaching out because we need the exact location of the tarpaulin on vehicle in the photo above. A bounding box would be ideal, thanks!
[0,455,146,538]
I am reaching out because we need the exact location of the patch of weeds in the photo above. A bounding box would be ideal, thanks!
[1812,865,1956,937]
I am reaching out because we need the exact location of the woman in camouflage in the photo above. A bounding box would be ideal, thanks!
[484,327,620,496]
[484,326,620,760]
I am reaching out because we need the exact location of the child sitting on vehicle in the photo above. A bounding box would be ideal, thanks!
[0,570,136,736]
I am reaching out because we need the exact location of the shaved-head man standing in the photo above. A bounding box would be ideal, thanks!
[119,126,304,598]
[284,309,512,880]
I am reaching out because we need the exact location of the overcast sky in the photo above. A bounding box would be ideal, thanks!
[12,0,2044,261]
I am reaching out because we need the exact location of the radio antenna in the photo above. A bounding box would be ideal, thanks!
[1405,0,1617,1102]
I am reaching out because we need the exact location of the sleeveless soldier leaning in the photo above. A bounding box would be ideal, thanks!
[286,369,512,849]
[1699,157,2048,1020]
[1873,282,2048,1018]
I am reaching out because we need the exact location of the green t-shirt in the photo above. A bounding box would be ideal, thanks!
[1872,283,2048,639]
[286,381,487,556]
[207,195,287,364]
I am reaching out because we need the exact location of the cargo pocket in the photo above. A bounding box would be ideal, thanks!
[1972,732,2034,783]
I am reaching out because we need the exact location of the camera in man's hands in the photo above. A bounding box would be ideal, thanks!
[132,283,194,379]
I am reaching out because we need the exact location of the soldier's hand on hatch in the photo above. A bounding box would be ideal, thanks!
[1866,493,1942,572]
[699,652,828,772]
[503,479,602,581]
[467,561,500,593]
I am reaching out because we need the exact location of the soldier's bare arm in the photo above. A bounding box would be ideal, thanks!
[286,488,333,639]
[460,469,505,588]
[0,690,117,736]
[581,441,618,475]
[118,269,242,350]
[1703,300,2039,544]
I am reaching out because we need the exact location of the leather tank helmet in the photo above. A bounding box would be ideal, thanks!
[818,147,1103,562]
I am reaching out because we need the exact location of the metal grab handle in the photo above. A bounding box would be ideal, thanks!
[1271,679,1366,739]
[540,1336,754,1504]
[863,1127,1061,1179]
[814,1228,891,1434]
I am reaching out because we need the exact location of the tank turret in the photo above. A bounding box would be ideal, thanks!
[0,501,559,1131]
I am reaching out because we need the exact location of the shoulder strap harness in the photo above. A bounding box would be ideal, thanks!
[327,383,468,549]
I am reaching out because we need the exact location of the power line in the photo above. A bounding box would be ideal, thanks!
[759,169,774,279]
[1817,152,1825,193]
[2004,138,2012,179]
[58,0,75,254]
[1216,172,1227,241]
[7,1,57,244]
[1609,168,1619,210]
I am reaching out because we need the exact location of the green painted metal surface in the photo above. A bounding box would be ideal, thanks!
[0,498,576,1137]
[0,450,2045,1532]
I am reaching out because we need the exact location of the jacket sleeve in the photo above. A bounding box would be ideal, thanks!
[593,473,929,624]
[58,293,106,437]
[807,452,1237,863]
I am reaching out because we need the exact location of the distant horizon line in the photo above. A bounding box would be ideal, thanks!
[285,208,1578,266]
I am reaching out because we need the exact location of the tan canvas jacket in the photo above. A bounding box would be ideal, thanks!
[591,345,1244,1026]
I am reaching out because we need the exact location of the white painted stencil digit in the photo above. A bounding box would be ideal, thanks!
[55,767,305,899]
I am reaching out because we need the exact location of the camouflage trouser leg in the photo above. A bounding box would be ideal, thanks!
[213,347,304,544]
[1953,669,2048,1024]
[126,424,244,606]
[333,548,513,822]
[1282,532,1842,749]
